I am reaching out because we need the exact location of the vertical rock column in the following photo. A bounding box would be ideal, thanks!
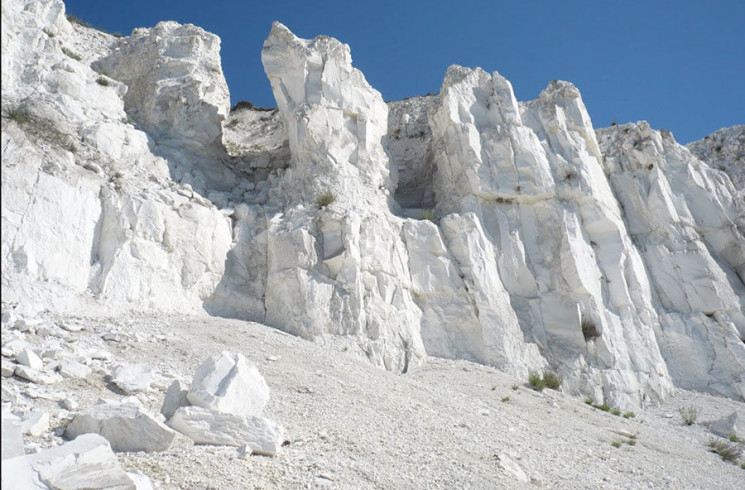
[259,23,425,372]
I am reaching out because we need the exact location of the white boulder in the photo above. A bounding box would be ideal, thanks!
[65,402,188,452]
[2,433,136,489]
[187,352,269,417]
[169,406,284,456]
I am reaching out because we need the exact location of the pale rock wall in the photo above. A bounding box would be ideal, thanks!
[598,123,745,399]
[93,21,237,193]
[213,22,428,373]
[428,67,674,406]
[3,1,743,407]
[1,0,231,316]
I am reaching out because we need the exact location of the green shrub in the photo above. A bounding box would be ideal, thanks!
[501,396,510,403]
[61,47,82,61]
[527,371,561,392]
[623,411,636,419]
[584,397,594,405]
[611,440,621,448]
[729,434,740,443]
[679,406,699,426]
[596,403,611,412]
[611,407,622,416]
[96,76,110,86]
[543,371,562,390]
[511,384,519,391]
[43,28,55,38]
[707,439,743,463]
[626,438,636,446]
[315,192,335,209]
[528,372,546,392]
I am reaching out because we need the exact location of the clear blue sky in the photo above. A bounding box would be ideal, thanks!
[64,0,744,144]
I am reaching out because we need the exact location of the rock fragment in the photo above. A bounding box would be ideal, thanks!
[65,402,188,452]
[16,348,44,370]
[21,410,50,436]
[2,412,24,460]
[2,433,136,489]
[111,364,152,393]
[14,365,61,384]
[161,379,190,420]
[169,406,284,456]
[708,412,743,439]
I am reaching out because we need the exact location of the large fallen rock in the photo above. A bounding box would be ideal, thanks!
[65,402,187,452]
[1,433,139,489]
[187,351,269,417]
[169,406,284,456]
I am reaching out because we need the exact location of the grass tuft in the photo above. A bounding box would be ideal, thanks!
[707,439,743,463]
[420,210,437,223]
[679,406,699,426]
[623,411,636,419]
[61,46,82,61]
[96,76,110,87]
[315,192,335,209]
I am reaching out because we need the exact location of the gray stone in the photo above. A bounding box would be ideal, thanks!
[708,412,743,439]
[14,365,61,384]
[66,402,189,452]
[161,379,190,420]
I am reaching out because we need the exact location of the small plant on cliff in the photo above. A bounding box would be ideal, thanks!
[420,210,437,223]
[581,319,600,341]
[679,406,700,426]
[316,192,335,209]
[96,76,110,87]
[61,46,82,61]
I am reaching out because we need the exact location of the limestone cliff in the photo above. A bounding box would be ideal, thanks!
[2,0,743,408]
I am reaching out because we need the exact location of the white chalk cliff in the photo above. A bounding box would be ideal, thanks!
[2,0,744,408]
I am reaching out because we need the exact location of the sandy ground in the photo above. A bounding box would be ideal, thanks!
[2,312,744,489]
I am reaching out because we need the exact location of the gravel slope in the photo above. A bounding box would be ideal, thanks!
[3,312,743,489]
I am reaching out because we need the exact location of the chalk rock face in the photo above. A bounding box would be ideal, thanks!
[222,22,428,372]
[427,67,674,406]
[687,125,745,190]
[187,352,270,417]
[2,433,138,489]
[598,123,745,399]
[1,0,232,316]
[262,21,393,207]
[93,21,230,162]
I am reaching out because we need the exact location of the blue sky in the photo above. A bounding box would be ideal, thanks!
[64,0,744,144]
